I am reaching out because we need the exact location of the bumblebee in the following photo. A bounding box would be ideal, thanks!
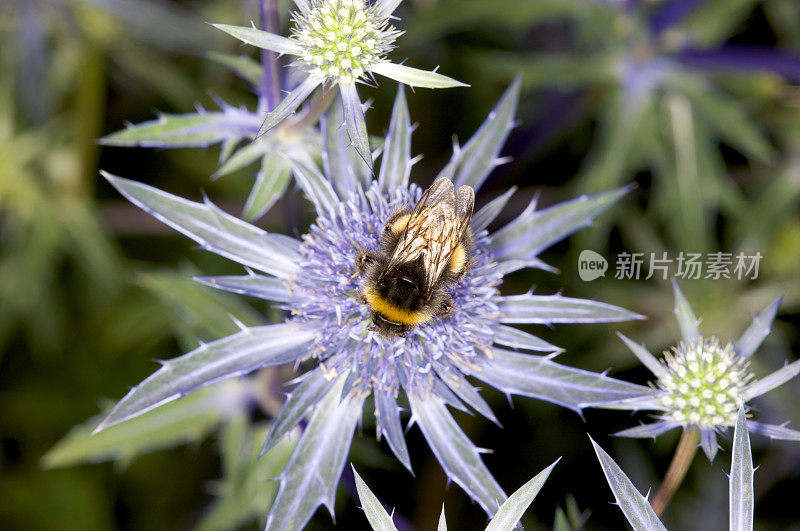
[355,178,475,337]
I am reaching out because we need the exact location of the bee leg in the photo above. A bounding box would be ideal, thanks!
[436,294,455,318]
[355,248,380,275]
[453,258,474,282]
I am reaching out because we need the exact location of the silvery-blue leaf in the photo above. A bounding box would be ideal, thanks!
[352,466,399,531]
[700,427,720,461]
[746,421,800,441]
[485,459,559,531]
[370,62,467,89]
[340,81,373,172]
[261,368,336,455]
[244,153,293,220]
[617,333,668,379]
[213,140,271,179]
[438,505,447,531]
[596,394,668,411]
[193,273,291,302]
[490,187,629,261]
[374,0,403,19]
[322,96,362,196]
[742,359,800,400]
[259,77,321,136]
[431,379,470,414]
[730,406,754,531]
[495,258,556,276]
[378,87,412,191]
[211,24,303,55]
[736,297,782,360]
[408,393,507,518]
[492,324,561,353]
[207,52,264,86]
[96,323,315,431]
[591,438,667,531]
[266,377,363,531]
[103,173,300,277]
[672,281,701,343]
[471,187,517,233]
[288,153,340,216]
[449,77,520,191]
[100,111,259,148]
[375,389,412,473]
[435,367,498,424]
[495,294,643,324]
[467,348,655,412]
[614,421,680,439]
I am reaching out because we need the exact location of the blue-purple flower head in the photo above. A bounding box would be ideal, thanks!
[97,80,655,530]
[293,181,502,399]
[609,281,800,461]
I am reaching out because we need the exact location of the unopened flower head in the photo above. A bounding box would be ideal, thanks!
[292,0,399,83]
[657,337,751,428]
[609,282,800,461]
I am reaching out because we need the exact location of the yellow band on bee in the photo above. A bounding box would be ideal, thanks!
[364,287,432,326]
[389,214,411,234]
[448,244,467,274]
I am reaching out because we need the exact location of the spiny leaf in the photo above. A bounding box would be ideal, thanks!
[490,186,629,260]
[495,293,643,324]
[378,86,413,191]
[352,466,399,531]
[730,406,754,531]
[449,76,520,191]
[370,62,467,89]
[211,24,303,55]
[485,459,559,531]
[591,437,667,531]
[96,323,315,431]
[100,111,258,148]
[468,348,655,413]
[103,173,301,277]
[265,378,364,531]
[408,393,506,518]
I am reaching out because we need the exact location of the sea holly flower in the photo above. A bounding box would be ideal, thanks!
[608,281,800,461]
[96,81,654,530]
[212,0,466,170]
[591,405,757,530]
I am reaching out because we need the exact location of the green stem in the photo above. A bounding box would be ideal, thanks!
[651,427,700,516]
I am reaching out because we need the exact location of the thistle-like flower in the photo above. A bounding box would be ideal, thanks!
[212,0,466,170]
[609,281,800,460]
[96,81,654,530]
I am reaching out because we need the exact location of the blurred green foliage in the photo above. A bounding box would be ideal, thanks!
[1,0,799,529]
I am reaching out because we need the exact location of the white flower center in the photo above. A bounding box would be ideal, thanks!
[657,337,750,428]
[291,0,396,83]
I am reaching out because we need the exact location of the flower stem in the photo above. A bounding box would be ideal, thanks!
[259,0,281,111]
[651,427,700,516]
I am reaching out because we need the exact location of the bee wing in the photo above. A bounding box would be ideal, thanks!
[385,179,475,294]
[420,184,474,292]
